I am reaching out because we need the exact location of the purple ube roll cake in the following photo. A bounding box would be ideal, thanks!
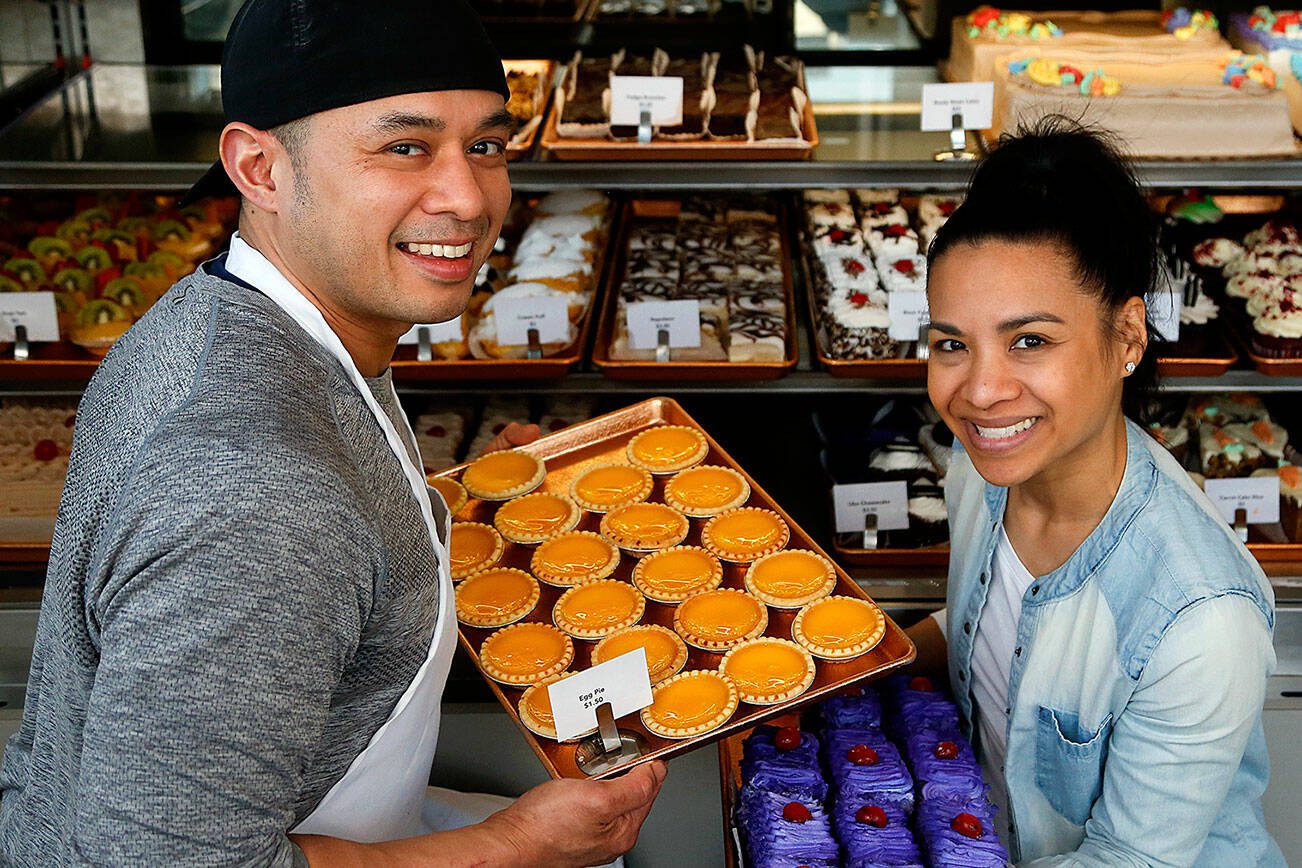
[738,786,840,868]
[882,675,962,741]
[916,794,1009,867]
[821,688,884,730]
[742,724,821,775]
[748,760,830,803]
[832,798,924,867]
[823,728,915,809]
[906,731,989,802]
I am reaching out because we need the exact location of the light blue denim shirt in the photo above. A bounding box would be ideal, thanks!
[945,418,1283,866]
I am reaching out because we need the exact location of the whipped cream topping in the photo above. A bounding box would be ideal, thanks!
[1193,237,1244,268]
[829,285,889,329]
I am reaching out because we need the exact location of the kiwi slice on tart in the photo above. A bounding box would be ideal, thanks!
[102,277,147,312]
[74,245,114,272]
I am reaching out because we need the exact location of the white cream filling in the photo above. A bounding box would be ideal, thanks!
[974,417,1039,440]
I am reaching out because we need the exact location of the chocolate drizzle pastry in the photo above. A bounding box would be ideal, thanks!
[625,249,680,279]
[558,55,612,129]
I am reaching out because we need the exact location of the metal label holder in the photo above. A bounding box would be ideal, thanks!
[934,110,977,162]
[416,326,433,362]
[638,106,653,145]
[13,324,29,361]
[1234,507,1249,544]
[573,701,649,777]
[654,327,671,363]
[862,512,879,550]
[915,321,930,361]
[526,327,543,360]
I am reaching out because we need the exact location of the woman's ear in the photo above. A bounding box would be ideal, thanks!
[1117,295,1148,369]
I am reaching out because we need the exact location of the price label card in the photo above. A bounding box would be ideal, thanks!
[548,647,654,742]
[833,481,910,533]
[610,76,684,126]
[1146,290,1181,343]
[0,292,60,342]
[397,316,463,345]
[1204,476,1280,525]
[494,296,569,345]
[626,300,701,350]
[888,290,930,341]
[920,82,994,131]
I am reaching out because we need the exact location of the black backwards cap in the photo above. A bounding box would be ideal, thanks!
[183,0,509,205]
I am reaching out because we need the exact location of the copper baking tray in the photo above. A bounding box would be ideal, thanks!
[539,83,819,161]
[1223,313,1302,376]
[0,342,102,382]
[504,59,556,161]
[591,200,799,381]
[832,539,950,567]
[802,252,1241,379]
[390,194,620,382]
[437,397,915,780]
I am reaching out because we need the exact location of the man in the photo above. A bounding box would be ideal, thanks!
[0,1,665,864]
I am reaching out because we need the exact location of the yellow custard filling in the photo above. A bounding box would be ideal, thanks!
[556,582,641,630]
[482,624,569,676]
[628,426,706,470]
[533,533,617,581]
[636,548,719,595]
[802,599,877,648]
[448,523,501,576]
[667,466,746,508]
[646,674,733,727]
[571,464,652,509]
[750,550,830,597]
[462,451,542,495]
[678,591,764,641]
[457,569,534,620]
[594,626,683,681]
[724,644,807,693]
[495,494,575,537]
[708,511,786,552]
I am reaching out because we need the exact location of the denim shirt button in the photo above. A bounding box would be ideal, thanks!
[963,621,971,634]
[979,573,988,585]
[1014,646,1022,656]
[1030,585,1040,595]
[959,670,967,681]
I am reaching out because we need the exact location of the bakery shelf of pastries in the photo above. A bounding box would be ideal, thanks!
[719,679,1010,868]
[0,193,237,381]
[434,396,915,780]
[0,397,77,555]
[502,60,558,160]
[591,193,798,380]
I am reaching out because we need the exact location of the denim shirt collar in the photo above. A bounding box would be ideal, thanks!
[980,419,1157,602]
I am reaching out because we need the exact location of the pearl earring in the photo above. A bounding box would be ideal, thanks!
[1124,362,1137,374]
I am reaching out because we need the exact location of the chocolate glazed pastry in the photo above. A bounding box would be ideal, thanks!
[707,68,754,140]
[657,57,710,140]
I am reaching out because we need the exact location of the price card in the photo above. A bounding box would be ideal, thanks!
[626,300,701,350]
[1204,476,1280,525]
[920,82,994,131]
[0,292,60,342]
[397,316,463,345]
[494,296,569,345]
[1146,290,1181,343]
[548,647,654,742]
[888,290,929,341]
[610,76,685,126]
[833,481,910,533]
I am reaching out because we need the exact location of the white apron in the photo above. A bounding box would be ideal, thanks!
[225,234,459,842]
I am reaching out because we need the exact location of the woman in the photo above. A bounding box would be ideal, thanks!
[908,119,1283,866]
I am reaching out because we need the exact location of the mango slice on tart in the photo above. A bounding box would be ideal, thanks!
[719,637,817,705]
[552,579,646,640]
[701,507,791,564]
[630,545,724,603]
[518,671,591,741]
[454,567,540,628]
[599,502,690,553]
[460,449,546,501]
[447,522,505,581]
[592,624,689,685]
[530,531,621,587]
[493,492,581,544]
[672,588,769,651]
[743,549,837,609]
[478,622,575,686]
[639,670,739,739]
[663,465,751,517]
[791,595,887,660]
[427,475,468,516]
[625,425,709,474]
[569,463,654,513]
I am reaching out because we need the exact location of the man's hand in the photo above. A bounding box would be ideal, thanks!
[488,760,667,867]
[479,422,540,457]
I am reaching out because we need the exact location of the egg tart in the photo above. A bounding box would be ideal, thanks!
[701,508,791,564]
[640,670,739,739]
[792,595,886,660]
[592,624,689,685]
[744,549,837,609]
[530,531,621,587]
[448,522,505,580]
[460,449,546,501]
[518,672,592,741]
[631,546,724,603]
[569,463,654,513]
[493,492,581,544]
[455,567,539,628]
[626,425,709,474]
[663,465,751,518]
[673,588,769,651]
[599,502,690,554]
[719,637,817,705]
[552,579,646,640]
[478,622,575,686]
[427,475,468,516]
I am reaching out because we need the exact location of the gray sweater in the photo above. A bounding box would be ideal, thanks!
[0,263,443,866]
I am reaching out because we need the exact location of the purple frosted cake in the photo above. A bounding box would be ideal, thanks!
[823,728,915,809]
[916,795,1009,867]
[883,675,962,741]
[742,724,821,773]
[739,786,840,868]
[822,688,884,729]
[833,799,924,867]
[907,733,988,803]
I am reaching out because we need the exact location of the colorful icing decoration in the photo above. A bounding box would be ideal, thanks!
[1162,7,1219,39]
[1170,194,1224,224]
[966,5,1062,39]
[1292,52,1302,82]
[1249,6,1302,35]
[1015,59,1120,95]
[1221,52,1277,89]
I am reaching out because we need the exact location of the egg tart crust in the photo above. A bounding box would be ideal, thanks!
[454,567,539,628]
[700,507,791,564]
[569,463,654,513]
[493,491,581,544]
[518,671,591,742]
[530,531,621,587]
[552,579,646,640]
[719,637,817,705]
[599,502,690,553]
[792,595,886,660]
[592,624,689,685]
[427,475,468,516]
[639,670,739,739]
[478,621,575,686]
[743,549,837,609]
[663,465,751,518]
[460,449,546,501]
[631,545,725,603]
[625,425,709,474]
[672,588,769,651]
[448,522,506,581]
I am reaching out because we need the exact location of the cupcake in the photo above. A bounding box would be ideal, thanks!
[1252,294,1302,358]
[1192,237,1244,270]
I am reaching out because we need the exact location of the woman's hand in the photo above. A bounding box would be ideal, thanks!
[478,421,540,456]
[904,612,948,679]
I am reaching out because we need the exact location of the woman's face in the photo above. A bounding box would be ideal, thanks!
[926,239,1140,489]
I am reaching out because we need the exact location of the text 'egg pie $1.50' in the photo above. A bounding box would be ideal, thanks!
[591,624,689,684]
[447,522,506,581]
[518,671,593,742]
[791,595,887,660]
[673,588,769,651]
[639,670,739,739]
[478,622,575,686]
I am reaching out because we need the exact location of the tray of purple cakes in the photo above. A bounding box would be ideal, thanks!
[720,676,1010,867]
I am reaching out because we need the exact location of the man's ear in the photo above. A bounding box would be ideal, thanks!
[220,122,287,213]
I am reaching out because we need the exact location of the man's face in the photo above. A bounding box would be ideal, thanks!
[272,90,513,336]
